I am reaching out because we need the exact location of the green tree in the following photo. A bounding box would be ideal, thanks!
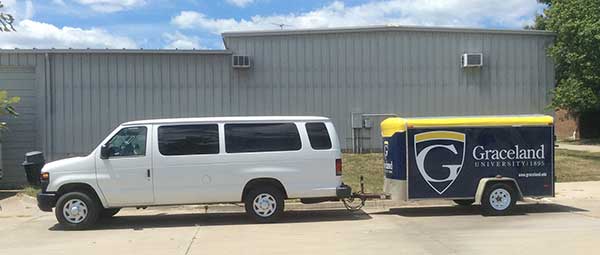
[539,0,600,114]
[0,90,20,140]
[0,0,16,32]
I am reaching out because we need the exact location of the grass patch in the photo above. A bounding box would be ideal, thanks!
[342,153,384,193]
[20,185,40,197]
[555,149,600,182]
[342,149,600,192]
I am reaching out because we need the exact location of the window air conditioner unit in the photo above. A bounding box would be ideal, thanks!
[232,55,251,68]
[461,53,483,68]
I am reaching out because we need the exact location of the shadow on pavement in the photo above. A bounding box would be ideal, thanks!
[0,191,17,201]
[49,209,371,231]
[377,203,587,217]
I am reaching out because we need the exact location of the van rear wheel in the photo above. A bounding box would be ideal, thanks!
[244,186,284,223]
[55,191,100,230]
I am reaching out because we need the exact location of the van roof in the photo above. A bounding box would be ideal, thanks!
[122,116,331,126]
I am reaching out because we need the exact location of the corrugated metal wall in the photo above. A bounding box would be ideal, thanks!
[0,28,555,186]
[224,30,555,150]
[0,54,47,186]
[0,52,234,186]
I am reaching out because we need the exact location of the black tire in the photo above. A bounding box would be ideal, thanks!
[481,182,517,216]
[55,191,100,230]
[100,208,121,218]
[453,199,475,206]
[244,186,285,223]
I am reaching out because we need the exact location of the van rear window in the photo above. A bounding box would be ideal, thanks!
[306,122,332,150]
[158,124,219,156]
[225,123,301,153]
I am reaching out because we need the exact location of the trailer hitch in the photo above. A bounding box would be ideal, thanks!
[342,175,390,211]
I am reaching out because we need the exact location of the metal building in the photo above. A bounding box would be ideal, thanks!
[0,26,555,186]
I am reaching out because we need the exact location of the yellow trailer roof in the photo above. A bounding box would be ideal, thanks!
[381,115,553,137]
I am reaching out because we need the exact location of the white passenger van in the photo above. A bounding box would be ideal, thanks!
[37,116,350,229]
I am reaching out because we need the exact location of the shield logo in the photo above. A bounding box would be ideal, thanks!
[413,131,466,195]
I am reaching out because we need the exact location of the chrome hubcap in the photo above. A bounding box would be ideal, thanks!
[489,188,511,211]
[63,199,88,224]
[252,193,277,217]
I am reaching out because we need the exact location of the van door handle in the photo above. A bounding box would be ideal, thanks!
[146,169,151,178]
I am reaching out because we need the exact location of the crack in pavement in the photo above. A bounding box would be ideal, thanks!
[184,225,201,255]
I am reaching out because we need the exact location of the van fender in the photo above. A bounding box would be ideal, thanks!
[474,177,524,204]
[49,173,109,208]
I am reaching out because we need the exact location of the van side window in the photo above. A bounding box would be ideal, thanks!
[158,124,219,156]
[225,123,301,153]
[106,126,147,157]
[305,122,332,150]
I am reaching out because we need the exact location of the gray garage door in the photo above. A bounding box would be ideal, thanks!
[0,66,38,187]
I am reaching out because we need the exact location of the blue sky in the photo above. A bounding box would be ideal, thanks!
[0,0,545,49]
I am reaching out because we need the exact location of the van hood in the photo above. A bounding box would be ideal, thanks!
[42,156,92,173]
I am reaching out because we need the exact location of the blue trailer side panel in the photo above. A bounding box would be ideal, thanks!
[407,126,553,199]
[383,132,406,180]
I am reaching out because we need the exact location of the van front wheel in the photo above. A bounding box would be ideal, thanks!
[244,187,284,223]
[55,191,100,230]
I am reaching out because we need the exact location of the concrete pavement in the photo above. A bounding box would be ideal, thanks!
[1,181,600,255]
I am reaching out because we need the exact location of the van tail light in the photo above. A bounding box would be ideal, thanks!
[336,159,342,176]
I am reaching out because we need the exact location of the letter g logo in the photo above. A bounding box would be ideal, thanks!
[414,131,466,194]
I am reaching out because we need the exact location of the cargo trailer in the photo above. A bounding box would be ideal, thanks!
[381,115,554,215]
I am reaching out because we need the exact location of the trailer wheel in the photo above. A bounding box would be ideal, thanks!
[481,182,516,216]
[453,199,475,206]
[244,186,285,223]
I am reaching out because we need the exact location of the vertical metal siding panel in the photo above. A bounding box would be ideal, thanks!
[100,54,111,132]
[219,56,229,116]
[151,55,162,118]
[214,55,223,116]
[283,36,291,115]
[71,54,83,153]
[64,54,75,154]
[196,55,205,116]
[79,54,91,151]
[134,55,144,118]
[107,55,117,129]
[35,54,47,154]
[289,36,298,115]
[125,54,135,120]
[186,55,195,116]
[52,55,64,156]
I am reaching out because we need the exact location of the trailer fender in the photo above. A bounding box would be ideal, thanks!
[474,177,524,204]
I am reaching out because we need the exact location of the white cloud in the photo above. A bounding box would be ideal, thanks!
[226,0,254,8]
[0,20,138,49]
[75,0,146,13]
[173,0,542,34]
[164,31,203,49]
[2,0,35,20]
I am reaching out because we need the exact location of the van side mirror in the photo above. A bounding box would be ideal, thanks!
[100,145,110,159]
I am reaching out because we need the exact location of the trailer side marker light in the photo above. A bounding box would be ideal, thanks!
[544,184,550,188]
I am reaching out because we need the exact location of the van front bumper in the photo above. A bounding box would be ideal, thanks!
[336,184,352,198]
[37,192,56,212]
